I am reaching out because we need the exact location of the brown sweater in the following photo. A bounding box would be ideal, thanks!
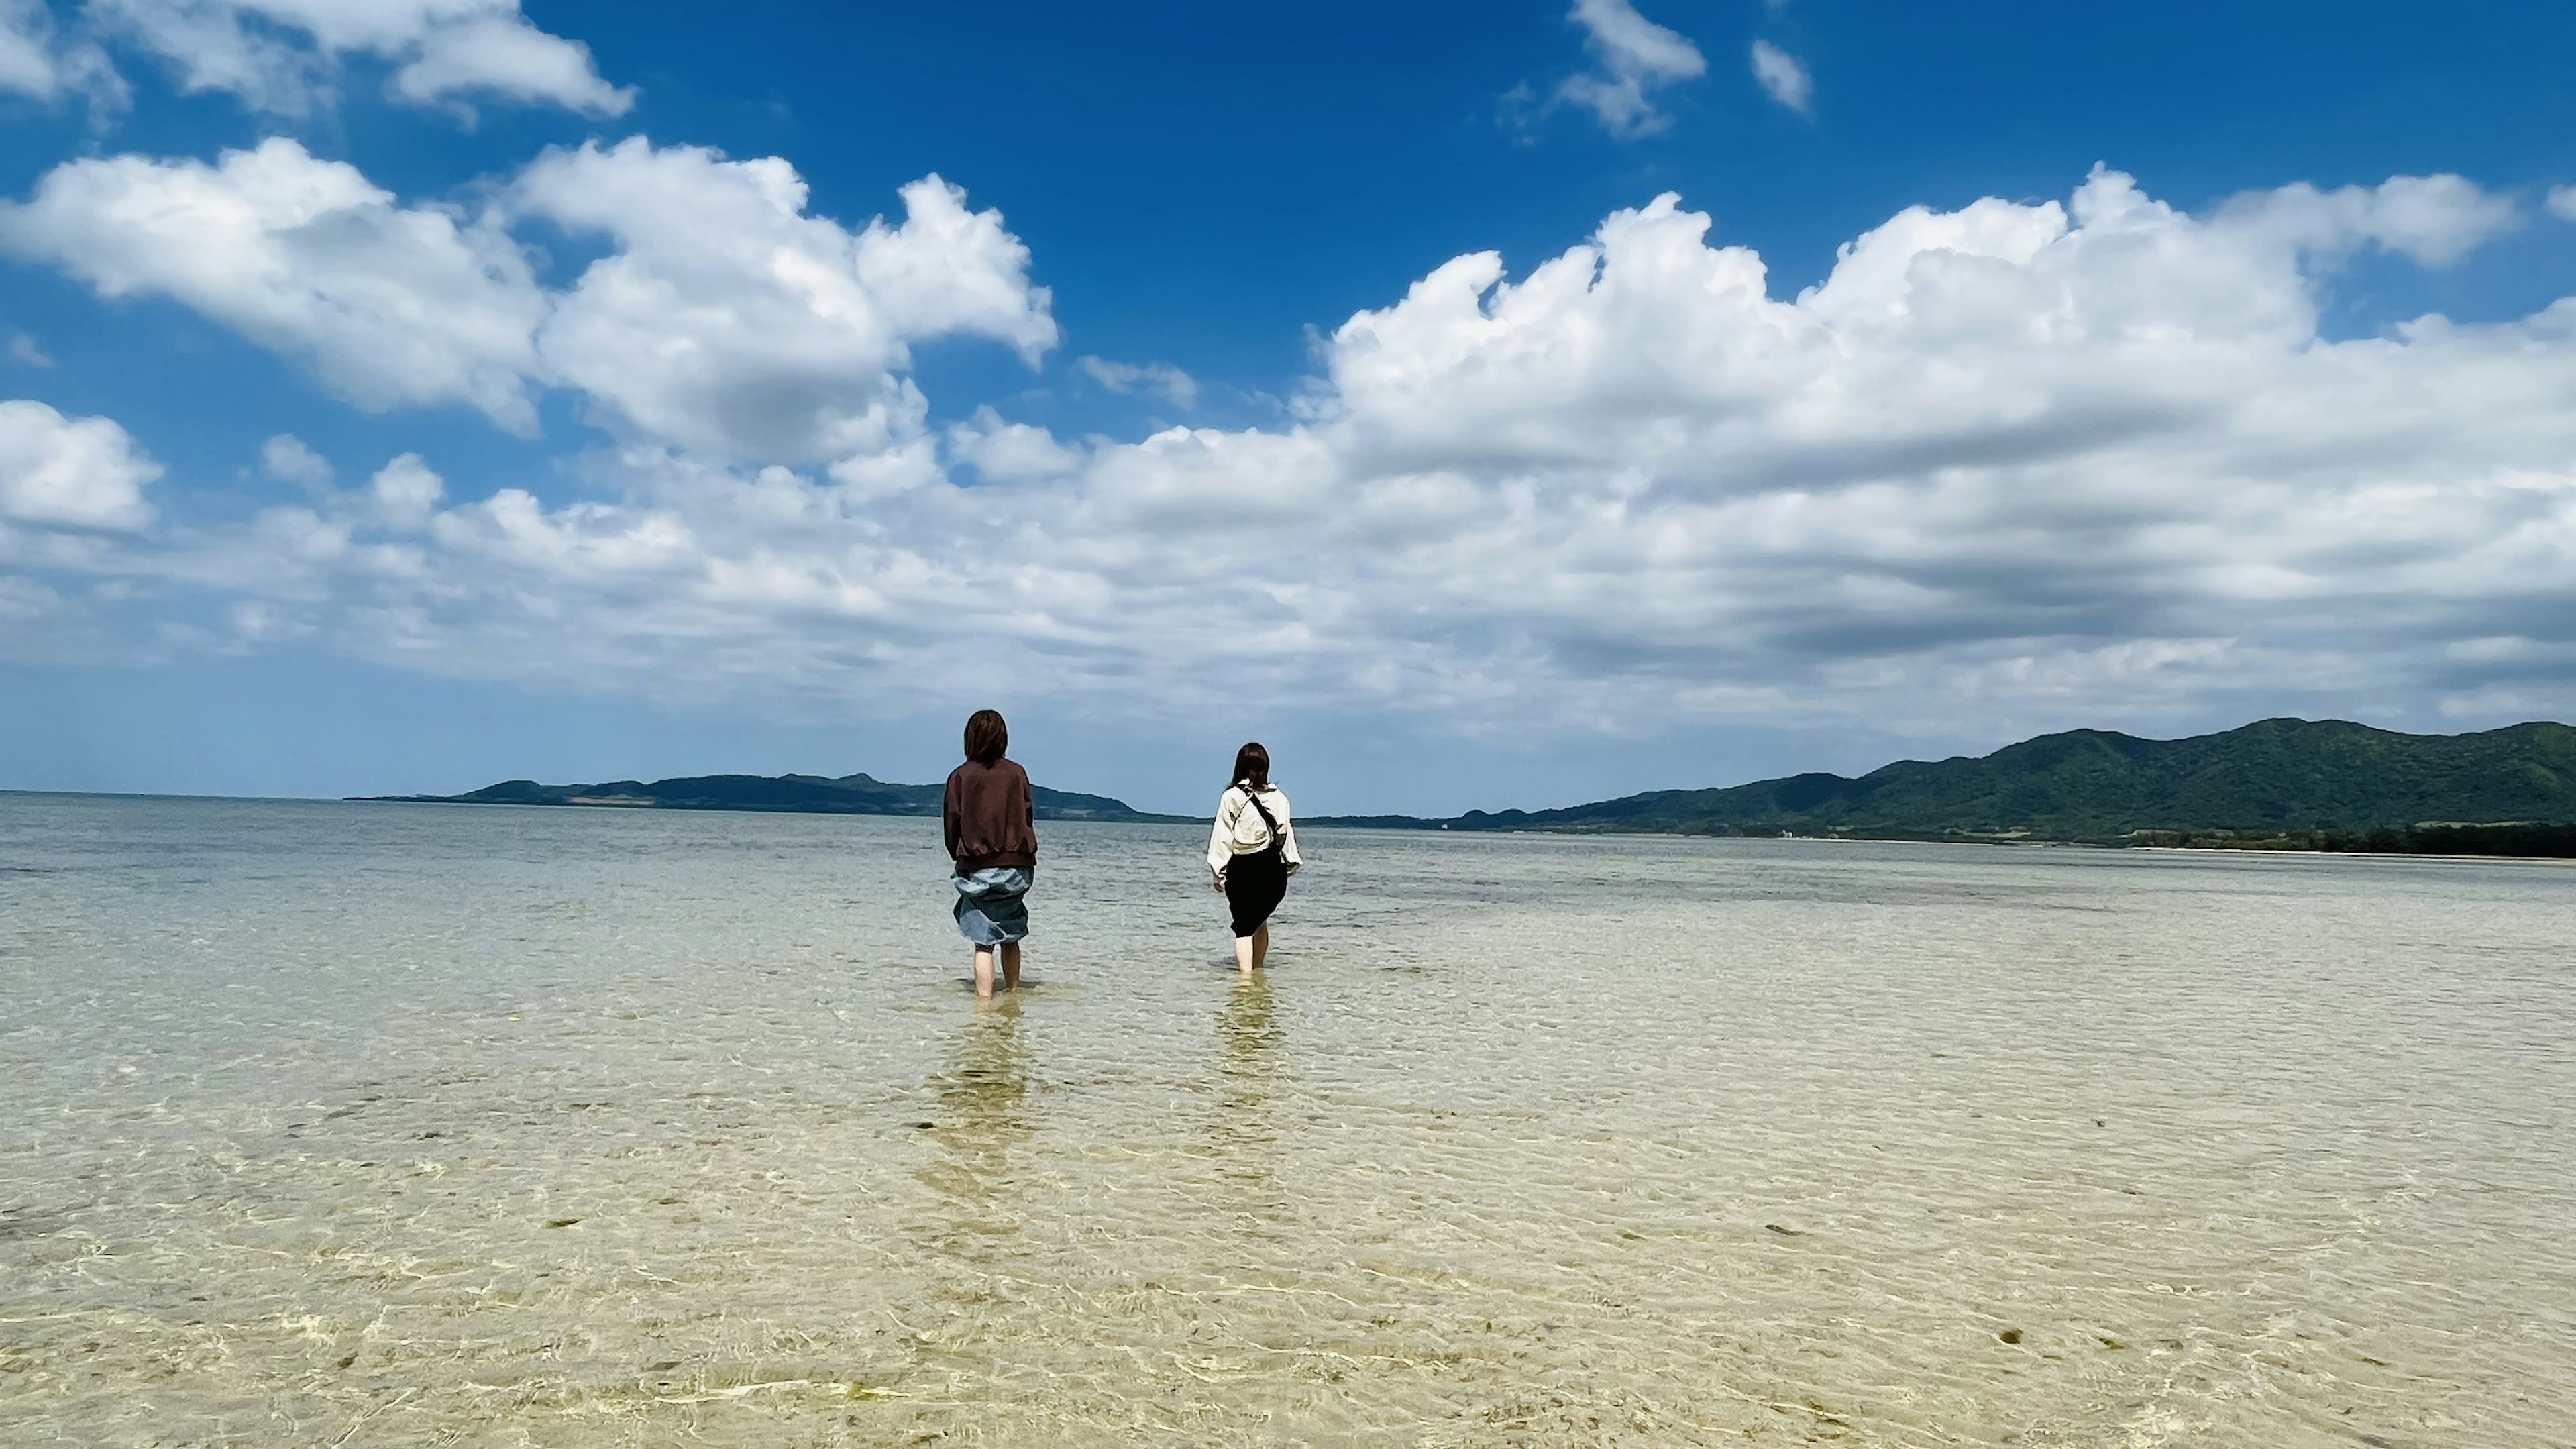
[943,757,1037,871]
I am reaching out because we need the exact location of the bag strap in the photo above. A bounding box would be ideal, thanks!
[1238,783,1283,840]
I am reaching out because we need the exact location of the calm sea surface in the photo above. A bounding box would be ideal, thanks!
[2,794,2572,1446]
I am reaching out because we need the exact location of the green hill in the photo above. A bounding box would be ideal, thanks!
[1314,718,2576,844]
[361,718,2576,849]
[356,771,1189,823]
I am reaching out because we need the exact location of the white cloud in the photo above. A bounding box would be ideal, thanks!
[2220,171,2520,266]
[85,0,630,116]
[0,0,63,96]
[22,165,2576,744]
[7,332,52,367]
[1079,355,1197,409]
[947,406,1082,482]
[0,0,123,107]
[1,138,1054,462]
[512,138,1056,462]
[2546,184,2576,223]
[259,432,332,489]
[0,398,158,529]
[388,12,629,117]
[0,138,547,427]
[1556,0,1704,139]
[1749,39,1811,115]
[366,450,441,528]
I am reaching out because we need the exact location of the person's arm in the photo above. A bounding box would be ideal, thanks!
[1016,763,1035,851]
[1207,789,1236,885]
[942,772,962,862]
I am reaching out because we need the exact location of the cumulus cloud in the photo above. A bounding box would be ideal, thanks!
[1556,0,1704,139]
[387,11,629,115]
[366,450,441,528]
[1079,355,1197,409]
[0,398,158,528]
[259,431,332,490]
[2220,172,2520,266]
[1748,39,1810,115]
[513,139,1056,461]
[0,137,547,427]
[85,0,629,117]
[18,165,2576,745]
[1,137,1055,462]
[947,406,1082,482]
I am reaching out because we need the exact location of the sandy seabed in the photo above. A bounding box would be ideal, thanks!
[3,796,2571,1445]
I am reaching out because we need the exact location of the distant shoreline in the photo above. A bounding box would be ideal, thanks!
[1313,716,2576,858]
[354,792,1216,824]
[27,714,2576,860]
[1309,817,2576,859]
[360,771,1199,825]
[10,790,2575,861]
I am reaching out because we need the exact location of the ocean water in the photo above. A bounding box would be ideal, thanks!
[2,794,2572,1447]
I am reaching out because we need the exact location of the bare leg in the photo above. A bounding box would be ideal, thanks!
[1251,923,1269,971]
[1000,941,1022,991]
[973,946,996,998]
[1233,932,1256,974]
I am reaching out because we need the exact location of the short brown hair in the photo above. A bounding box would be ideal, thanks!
[963,709,1008,764]
[1231,741,1269,789]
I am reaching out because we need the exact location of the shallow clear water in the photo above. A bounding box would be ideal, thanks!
[2,794,2572,1446]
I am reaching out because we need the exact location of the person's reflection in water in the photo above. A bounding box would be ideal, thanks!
[1208,975,1290,1212]
[918,996,1034,1247]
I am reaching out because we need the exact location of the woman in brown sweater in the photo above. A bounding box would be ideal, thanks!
[943,709,1036,998]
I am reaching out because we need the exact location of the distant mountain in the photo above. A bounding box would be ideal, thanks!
[1311,718,2576,845]
[356,771,1193,823]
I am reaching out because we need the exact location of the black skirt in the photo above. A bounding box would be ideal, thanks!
[1224,844,1289,938]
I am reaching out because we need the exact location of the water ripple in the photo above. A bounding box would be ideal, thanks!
[1,797,2571,1444]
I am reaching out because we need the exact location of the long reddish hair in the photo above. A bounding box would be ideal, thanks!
[1231,741,1269,790]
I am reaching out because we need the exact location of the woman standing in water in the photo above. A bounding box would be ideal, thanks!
[944,709,1036,998]
[1208,742,1301,973]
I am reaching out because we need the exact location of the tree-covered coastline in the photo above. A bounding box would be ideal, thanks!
[361,718,2576,857]
[1312,718,2576,855]
[2129,822,2576,858]
[355,771,1193,824]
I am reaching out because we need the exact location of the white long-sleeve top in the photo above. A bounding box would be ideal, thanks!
[1207,783,1302,883]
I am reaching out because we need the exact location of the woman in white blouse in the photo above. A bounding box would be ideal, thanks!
[1208,741,1302,973]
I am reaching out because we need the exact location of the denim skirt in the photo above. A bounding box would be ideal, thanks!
[952,865,1034,945]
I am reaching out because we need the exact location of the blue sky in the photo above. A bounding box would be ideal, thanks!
[7,1,2576,814]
